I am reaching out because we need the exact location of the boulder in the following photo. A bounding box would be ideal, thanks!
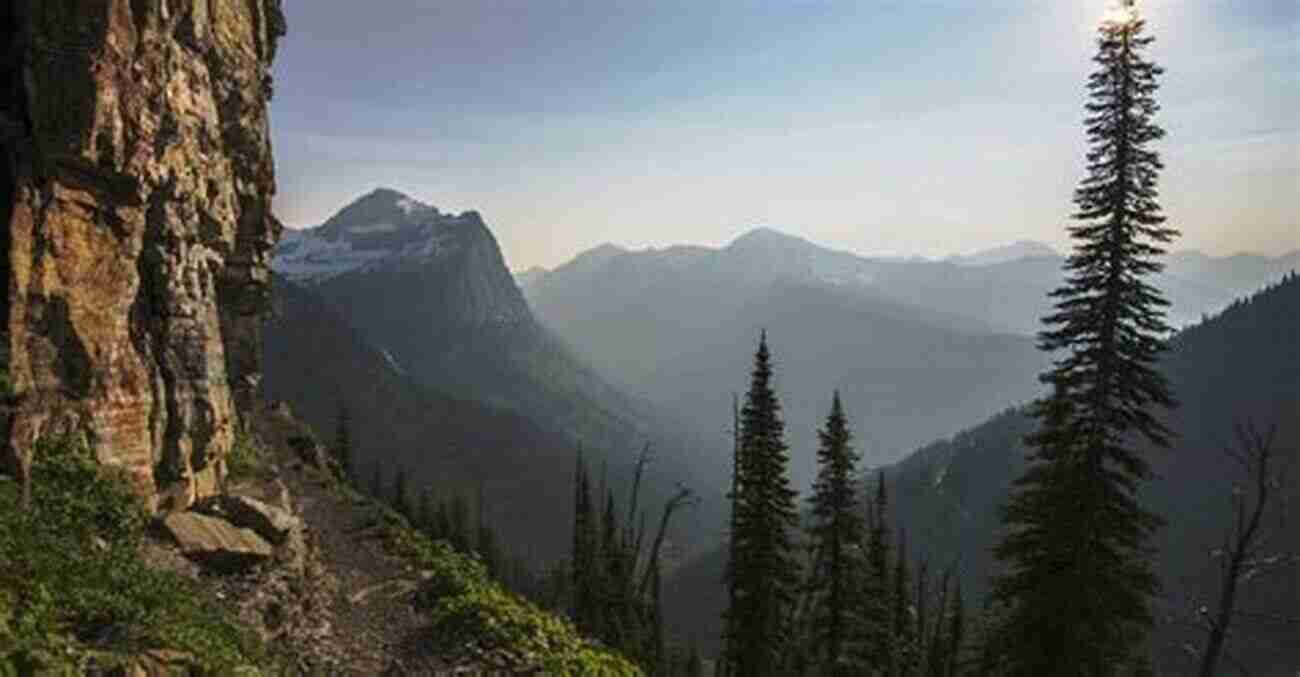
[201,493,300,545]
[161,512,273,573]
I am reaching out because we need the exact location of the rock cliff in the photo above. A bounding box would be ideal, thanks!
[1,0,286,508]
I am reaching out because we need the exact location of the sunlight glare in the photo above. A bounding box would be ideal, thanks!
[1101,0,1140,28]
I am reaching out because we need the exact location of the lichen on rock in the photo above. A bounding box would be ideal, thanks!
[1,0,286,509]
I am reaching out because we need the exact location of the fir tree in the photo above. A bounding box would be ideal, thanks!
[893,528,919,675]
[862,470,894,670]
[804,392,867,676]
[391,466,410,518]
[570,449,600,632]
[417,488,436,537]
[449,494,471,553]
[944,580,965,677]
[722,332,800,677]
[989,2,1176,672]
[685,645,704,677]
[368,465,383,500]
[332,399,353,483]
[435,500,452,545]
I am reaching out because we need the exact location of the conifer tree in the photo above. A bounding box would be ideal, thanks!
[944,580,965,677]
[417,488,436,537]
[435,500,452,545]
[570,449,601,632]
[804,392,867,676]
[685,645,704,677]
[722,332,800,677]
[989,2,1176,672]
[892,528,919,675]
[391,466,410,518]
[862,470,894,670]
[449,494,471,553]
[332,400,353,483]
[601,489,629,646]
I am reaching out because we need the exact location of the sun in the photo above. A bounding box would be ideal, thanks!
[1101,0,1140,27]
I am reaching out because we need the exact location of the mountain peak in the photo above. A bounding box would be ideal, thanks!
[948,240,1058,266]
[729,226,809,250]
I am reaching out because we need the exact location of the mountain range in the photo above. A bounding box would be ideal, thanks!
[663,273,1300,674]
[265,189,726,557]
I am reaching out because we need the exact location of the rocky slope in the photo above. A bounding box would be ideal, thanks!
[1,0,285,508]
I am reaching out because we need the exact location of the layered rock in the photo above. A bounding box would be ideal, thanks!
[1,0,286,508]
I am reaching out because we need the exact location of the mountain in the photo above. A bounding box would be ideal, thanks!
[665,274,1300,673]
[270,189,724,551]
[527,230,1300,337]
[946,239,1059,266]
[273,189,629,445]
[522,228,1048,491]
[260,274,579,559]
[513,266,550,289]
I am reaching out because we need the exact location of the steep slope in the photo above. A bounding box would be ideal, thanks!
[270,192,723,552]
[260,274,581,560]
[274,189,644,456]
[1,0,285,507]
[666,274,1300,672]
[890,273,1300,674]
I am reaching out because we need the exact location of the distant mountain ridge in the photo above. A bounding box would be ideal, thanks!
[521,227,1049,493]
[525,228,1300,333]
[945,239,1058,266]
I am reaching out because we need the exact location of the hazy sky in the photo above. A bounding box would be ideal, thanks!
[270,0,1298,271]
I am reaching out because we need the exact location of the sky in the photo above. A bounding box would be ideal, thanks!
[270,0,1298,271]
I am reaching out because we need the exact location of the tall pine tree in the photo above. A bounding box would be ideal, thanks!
[804,392,867,676]
[989,1,1176,672]
[722,332,800,677]
[332,400,353,483]
[862,470,894,670]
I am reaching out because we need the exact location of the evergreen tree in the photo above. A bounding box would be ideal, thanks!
[367,465,383,500]
[804,392,867,676]
[601,489,629,647]
[391,466,411,518]
[892,528,919,675]
[862,470,894,670]
[477,522,500,577]
[721,393,741,677]
[332,399,353,483]
[417,488,437,537]
[570,449,600,632]
[435,500,452,545]
[989,4,1176,672]
[722,332,800,677]
[944,580,965,677]
[685,645,704,677]
[449,494,471,553]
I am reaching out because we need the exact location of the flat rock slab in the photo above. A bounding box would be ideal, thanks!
[201,493,301,545]
[161,511,273,573]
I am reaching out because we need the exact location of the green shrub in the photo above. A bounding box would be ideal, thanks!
[0,435,264,672]
[379,508,642,676]
[226,428,268,482]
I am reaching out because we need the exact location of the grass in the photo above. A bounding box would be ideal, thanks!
[0,435,266,674]
[376,505,643,676]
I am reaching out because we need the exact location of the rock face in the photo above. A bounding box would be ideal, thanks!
[0,1,286,508]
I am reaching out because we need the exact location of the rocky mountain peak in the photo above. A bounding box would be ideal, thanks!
[273,190,504,284]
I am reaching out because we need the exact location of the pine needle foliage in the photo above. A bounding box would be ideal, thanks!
[989,3,1177,673]
[804,392,868,676]
[722,333,800,677]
